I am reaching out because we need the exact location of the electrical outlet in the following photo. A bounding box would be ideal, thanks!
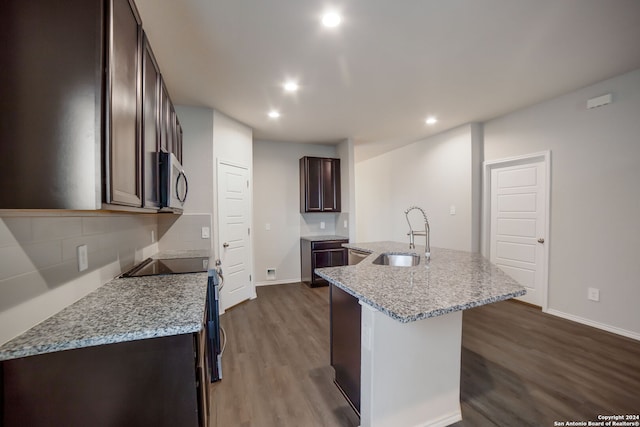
[320,221,325,230]
[201,227,210,239]
[77,245,88,272]
[587,287,600,302]
[450,205,456,215]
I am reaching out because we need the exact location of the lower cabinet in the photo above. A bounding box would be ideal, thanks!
[330,284,362,415]
[300,238,348,287]
[1,333,207,427]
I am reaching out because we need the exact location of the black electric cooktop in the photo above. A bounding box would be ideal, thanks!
[122,257,210,277]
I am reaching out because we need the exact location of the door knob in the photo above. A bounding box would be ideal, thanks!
[223,242,229,248]
[537,238,545,244]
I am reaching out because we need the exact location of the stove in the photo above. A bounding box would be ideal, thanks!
[121,257,210,277]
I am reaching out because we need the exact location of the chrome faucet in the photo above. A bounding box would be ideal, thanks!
[404,206,431,260]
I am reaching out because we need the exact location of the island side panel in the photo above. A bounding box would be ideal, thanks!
[360,304,463,427]
[330,284,362,413]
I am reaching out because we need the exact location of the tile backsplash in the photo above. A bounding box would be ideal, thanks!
[0,213,158,344]
[158,213,212,251]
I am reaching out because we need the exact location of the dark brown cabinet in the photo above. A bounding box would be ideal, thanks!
[0,0,182,211]
[0,0,105,209]
[301,237,348,287]
[1,333,205,426]
[141,32,161,209]
[106,0,143,207]
[300,157,341,213]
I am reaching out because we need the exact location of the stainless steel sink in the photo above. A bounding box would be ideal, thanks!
[372,253,420,267]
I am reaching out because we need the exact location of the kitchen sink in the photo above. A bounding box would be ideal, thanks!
[372,253,420,267]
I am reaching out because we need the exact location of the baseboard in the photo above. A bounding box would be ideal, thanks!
[255,279,301,286]
[418,410,462,427]
[546,309,640,341]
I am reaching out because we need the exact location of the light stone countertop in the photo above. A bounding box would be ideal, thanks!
[152,249,211,259]
[0,254,210,362]
[315,241,526,323]
[300,235,349,242]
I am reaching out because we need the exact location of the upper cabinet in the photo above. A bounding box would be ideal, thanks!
[0,0,182,211]
[141,32,161,209]
[300,157,341,213]
[0,0,105,209]
[105,0,143,207]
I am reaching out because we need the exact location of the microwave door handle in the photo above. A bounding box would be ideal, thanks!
[177,170,188,203]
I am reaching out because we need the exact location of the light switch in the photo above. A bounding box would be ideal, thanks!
[450,205,456,215]
[344,220,348,228]
[201,227,210,239]
[265,223,271,231]
[320,221,325,230]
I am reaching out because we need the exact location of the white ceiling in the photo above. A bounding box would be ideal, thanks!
[135,0,640,160]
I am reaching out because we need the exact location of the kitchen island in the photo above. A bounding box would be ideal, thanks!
[0,250,211,427]
[316,241,526,427]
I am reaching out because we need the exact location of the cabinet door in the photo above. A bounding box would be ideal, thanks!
[321,158,341,212]
[170,104,178,158]
[0,0,104,209]
[300,157,341,213]
[302,157,323,212]
[141,33,160,209]
[106,0,142,207]
[159,79,173,154]
[176,119,183,163]
[312,248,347,284]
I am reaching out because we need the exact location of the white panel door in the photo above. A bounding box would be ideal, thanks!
[490,161,546,306]
[217,161,253,310]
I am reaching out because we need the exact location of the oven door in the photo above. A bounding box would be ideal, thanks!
[160,152,188,212]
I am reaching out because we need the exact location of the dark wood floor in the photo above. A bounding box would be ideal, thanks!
[209,283,640,426]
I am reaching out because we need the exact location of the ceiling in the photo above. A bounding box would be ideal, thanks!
[135,0,640,160]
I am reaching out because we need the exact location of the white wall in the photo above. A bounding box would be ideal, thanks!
[355,124,482,252]
[337,138,357,242]
[483,69,640,338]
[253,140,346,285]
[0,213,158,345]
[159,106,214,252]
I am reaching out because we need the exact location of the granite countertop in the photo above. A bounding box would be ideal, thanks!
[300,235,349,242]
[315,241,526,323]
[152,249,211,259]
[0,254,210,362]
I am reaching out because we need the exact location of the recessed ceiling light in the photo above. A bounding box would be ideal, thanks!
[322,12,342,28]
[425,116,437,125]
[283,81,299,92]
[268,110,281,119]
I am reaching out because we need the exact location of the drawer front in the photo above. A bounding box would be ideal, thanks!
[312,248,347,269]
[311,240,348,251]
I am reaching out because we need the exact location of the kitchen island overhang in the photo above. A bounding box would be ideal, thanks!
[316,241,526,427]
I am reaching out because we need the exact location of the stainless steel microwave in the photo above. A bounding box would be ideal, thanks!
[159,152,188,212]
